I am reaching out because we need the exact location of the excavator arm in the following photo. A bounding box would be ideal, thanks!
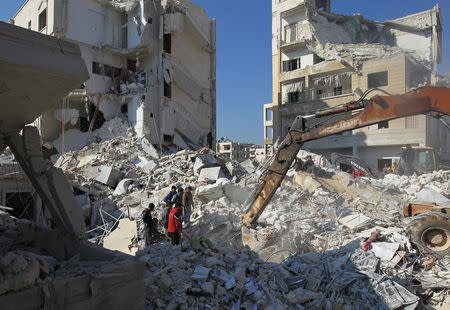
[242,86,450,228]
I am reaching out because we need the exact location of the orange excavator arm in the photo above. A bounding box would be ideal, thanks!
[242,86,450,228]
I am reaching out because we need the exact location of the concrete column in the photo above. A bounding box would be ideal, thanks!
[352,144,358,157]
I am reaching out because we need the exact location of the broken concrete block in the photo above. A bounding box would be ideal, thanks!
[191,266,211,280]
[205,257,219,268]
[371,242,400,261]
[293,171,322,193]
[201,282,214,295]
[135,156,157,174]
[195,182,225,203]
[141,137,159,159]
[339,213,372,230]
[416,188,450,203]
[198,166,225,182]
[225,276,236,290]
[103,218,137,255]
[239,159,256,174]
[194,154,217,174]
[113,179,134,196]
[96,165,124,187]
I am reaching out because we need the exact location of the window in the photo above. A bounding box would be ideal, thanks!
[405,116,419,129]
[92,62,122,78]
[225,145,231,151]
[38,9,47,31]
[163,34,172,53]
[164,80,172,98]
[288,91,300,104]
[127,59,137,72]
[266,126,273,139]
[28,20,31,29]
[334,86,343,96]
[368,71,388,88]
[313,53,324,64]
[266,108,273,121]
[378,121,389,129]
[315,89,323,99]
[282,58,301,72]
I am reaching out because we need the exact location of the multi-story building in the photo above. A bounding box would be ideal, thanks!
[11,0,216,152]
[266,0,448,169]
[216,140,255,162]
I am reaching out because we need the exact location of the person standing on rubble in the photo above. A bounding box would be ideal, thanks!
[162,201,172,241]
[163,186,177,205]
[302,155,315,173]
[167,202,183,245]
[142,203,155,246]
[182,186,194,226]
[171,187,184,209]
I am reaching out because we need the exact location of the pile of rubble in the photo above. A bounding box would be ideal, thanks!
[26,126,448,309]
[136,235,449,309]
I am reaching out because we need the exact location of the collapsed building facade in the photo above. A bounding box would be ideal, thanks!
[11,0,216,153]
[265,0,448,169]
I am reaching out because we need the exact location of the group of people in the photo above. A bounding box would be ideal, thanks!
[141,185,194,246]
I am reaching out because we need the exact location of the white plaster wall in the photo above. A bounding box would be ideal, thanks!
[128,96,145,137]
[12,0,54,35]
[78,45,127,94]
[180,0,210,42]
[395,33,432,62]
[66,0,123,48]
[282,49,314,69]
[172,28,210,89]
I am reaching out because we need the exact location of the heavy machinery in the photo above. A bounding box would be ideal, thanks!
[331,152,380,178]
[242,87,450,254]
[398,146,442,175]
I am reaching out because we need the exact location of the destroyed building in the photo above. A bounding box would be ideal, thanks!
[216,139,260,163]
[10,0,216,153]
[265,0,448,170]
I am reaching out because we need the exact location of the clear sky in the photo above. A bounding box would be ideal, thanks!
[1,1,449,145]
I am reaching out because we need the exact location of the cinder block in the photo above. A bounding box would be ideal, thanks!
[96,165,124,187]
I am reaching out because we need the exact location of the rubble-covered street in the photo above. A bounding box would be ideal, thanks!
[4,124,442,309]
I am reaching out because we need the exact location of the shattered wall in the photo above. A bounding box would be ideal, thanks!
[11,0,216,153]
[268,0,447,165]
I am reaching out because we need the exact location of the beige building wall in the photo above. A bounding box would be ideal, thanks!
[266,0,446,169]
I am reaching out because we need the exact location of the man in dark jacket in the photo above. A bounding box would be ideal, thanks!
[142,203,155,246]
[163,186,177,204]
[302,155,315,173]
[171,187,184,208]
[167,203,183,245]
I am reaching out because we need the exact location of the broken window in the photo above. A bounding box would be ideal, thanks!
[288,91,300,104]
[378,121,389,129]
[38,9,47,31]
[282,58,301,72]
[224,145,231,151]
[315,89,323,99]
[127,59,137,72]
[368,71,388,88]
[284,24,297,43]
[164,80,172,98]
[164,34,172,54]
[334,86,343,96]
[92,62,122,78]
[313,54,324,64]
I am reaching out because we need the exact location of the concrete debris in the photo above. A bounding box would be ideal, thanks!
[103,218,138,255]
[96,165,125,187]
[36,127,450,309]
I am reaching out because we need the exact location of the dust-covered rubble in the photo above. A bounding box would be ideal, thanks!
[14,126,449,309]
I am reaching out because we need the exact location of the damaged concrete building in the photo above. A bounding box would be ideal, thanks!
[10,0,216,153]
[265,0,448,169]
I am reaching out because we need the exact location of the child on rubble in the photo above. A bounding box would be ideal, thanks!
[167,202,183,245]
[142,203,155,246]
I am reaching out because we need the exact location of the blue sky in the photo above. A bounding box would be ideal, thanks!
[2,1,449,145]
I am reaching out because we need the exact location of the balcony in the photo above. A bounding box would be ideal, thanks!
[281,23,308,51]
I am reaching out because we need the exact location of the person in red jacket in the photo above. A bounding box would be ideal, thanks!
[167,202,183,245]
